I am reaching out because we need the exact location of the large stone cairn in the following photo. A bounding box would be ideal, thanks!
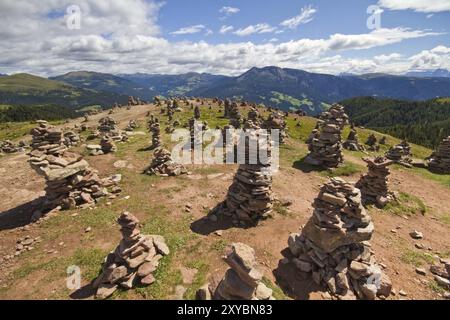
[198,243,275,300]
[144,148,188,177]
[428,136,450,174]
[343,125,364,151]
[365,134,380,151]
[287,177,391,300]
[356,157,394,207]
[29,121,113,210]
[304,104,348,168]
[93,211,169,299]
[224,99,231,118]
[222,128,274,226]
[385,140,412,166]
[264,111,288,144]
[149,120,162,150]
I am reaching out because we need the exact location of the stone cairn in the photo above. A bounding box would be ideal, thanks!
[247,106,262,126]
[194,105,201,120]
[264,111,288,144]
[428,136,450,174]
[221,128,274,226]
[304,104,348,168]
[143,148,188,177]
[385,140,412,167]
[29,120,117,211]
[197,243,275,300]
[93,211,169,299]
[379,136,387,145]
[100,136,117,154]
[125,120,139,132]
[149,120,162,150]
[0,140,27,154]
[63,131,81,147]
[365,134,380,151]
[343,125,364,151]
[287,177,391,300]
[356,157,394,207]
[98,116,118,133]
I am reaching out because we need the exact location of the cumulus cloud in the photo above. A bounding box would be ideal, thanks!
[378,0,450,13]
[219,6,240,15]
[171,25,206,35]
[0,1,447,76]
[234,23,277,36]
[280,5,317,29]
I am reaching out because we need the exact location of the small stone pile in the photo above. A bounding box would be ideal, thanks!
[222,129,274,226]
[93,212,169,299]
[149,121,162,150]
[429,259,450,295]
[29,121,116,210]
[247,106,262,126]
[356,157,394,207]
[63,131,81,147]
[385,140,412,166]
[125,120,139,132]
[128,96,138,106]
[197,243,274,300]
[224,99,231,118]
[286,177,391,300]
[343,126,364,151]
[100,136,117,153]
[0,140,27,154]
[144,148,188,177]
[98,117,118,133]
[264,111,288,144]
[14,235,41,257]
[365,134,380,151]
[304,104,348,168]
[428,136,450,174]
[194,106,201,120]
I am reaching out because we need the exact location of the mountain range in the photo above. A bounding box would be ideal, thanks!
[1,67,450,115]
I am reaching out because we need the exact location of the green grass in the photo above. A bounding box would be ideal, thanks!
[183,259,210,300]
[429,280,447,294]
[321,161,364,178]
[0,73,70,92]
[401,248,436,267]
[384,192,427,217]
[274,202,290,217]
[262,277,290,300]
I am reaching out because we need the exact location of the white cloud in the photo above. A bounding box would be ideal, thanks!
[220,25,234,34]
[205,29,213,36]
[378,0,450,13]
[219,6,240,15]
[234,23,277,36]
[171,25,205,35]
[280,5,317,29]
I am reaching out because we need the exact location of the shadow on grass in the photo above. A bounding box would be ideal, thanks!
[0,196,46,231]
[292,156,326,174]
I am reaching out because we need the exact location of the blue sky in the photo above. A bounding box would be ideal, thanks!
[0,0,449,76]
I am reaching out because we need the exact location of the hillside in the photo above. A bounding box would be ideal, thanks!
[0,74,129,110]
[0,100,449,301]
[50,71,156,101]
[341,97,450,148]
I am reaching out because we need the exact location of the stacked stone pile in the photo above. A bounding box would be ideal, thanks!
[222,129,274,226]
[63,131,81,147]
[149,121,162,150]
[264,111,288,144]
[144,148,188,177]
[128,96,138,106]
[379,136,387,145]
[98,117,118,133]
[197,243,274,300]
[356,157,394,207]
[247,106,262,126]
[385,140,412,166]
[0,140,27,154]
[343,126,364,151]
[125,120,139,132]
[304,104,348,168]
[428,136,450,174]
[29,121,117,210]
[365,134,380,151]
[194,106,201,120]
[287,177,391,300]
[224,99,231,118]
[100,136,117,153]
[93,212,169,299]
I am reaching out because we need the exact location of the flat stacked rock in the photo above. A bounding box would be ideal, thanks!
[29,121,115,210]
[222,129,274,226]
[198,243,275,300]
[144,148,188,177]
[343,126,364,151]
[0,140,27,154]
[385,140,412,167]
[100,136,117,153]
[428,136,450,174]
[287,177,391,300]
[149,121,162,150]
[304,104,348,168]
[365,134,380,151]
[93,212,169,299]
[356,157,394,207]
[264,111,288,144]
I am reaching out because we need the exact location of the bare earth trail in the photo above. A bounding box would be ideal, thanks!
[0,102,449,300]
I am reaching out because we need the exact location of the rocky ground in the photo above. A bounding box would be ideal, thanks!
[0,101,449,300]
